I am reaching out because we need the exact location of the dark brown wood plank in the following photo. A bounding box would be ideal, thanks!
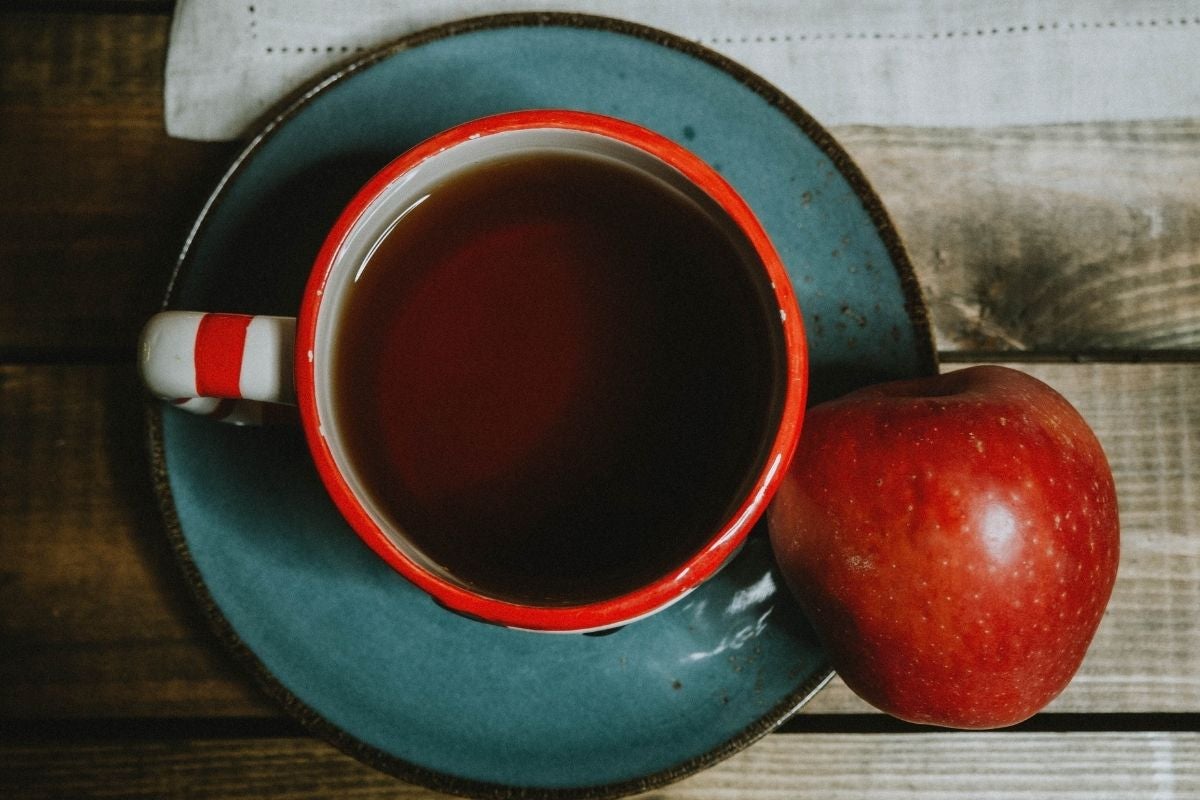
[9,2,172,11]
[0,11,236,358]
[0,363,273,718]
[1,362,1196,719]
[1,732,1196,799]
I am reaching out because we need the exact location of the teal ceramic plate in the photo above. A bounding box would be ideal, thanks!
[150,13,935,799]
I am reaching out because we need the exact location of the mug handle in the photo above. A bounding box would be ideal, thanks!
[139,311,297,425]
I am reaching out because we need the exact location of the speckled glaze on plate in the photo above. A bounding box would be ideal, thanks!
[149,13,935,799]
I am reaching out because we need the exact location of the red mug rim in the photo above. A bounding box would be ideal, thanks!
[294,109,808,632]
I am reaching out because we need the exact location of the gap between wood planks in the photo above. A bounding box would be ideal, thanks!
[3,712,1200,742]
[2,1,175,15]
[2,349,1197,368]
[938,350,1200,364]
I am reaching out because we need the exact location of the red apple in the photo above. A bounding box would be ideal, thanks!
[767,365,1119,729]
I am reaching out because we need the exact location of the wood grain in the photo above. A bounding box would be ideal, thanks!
[0,363,273,718]
[0,11,236,358]
[0,11,1197,357]
[834,121,1200,352]
[1,732,1196,799]
[2,362,1195,719]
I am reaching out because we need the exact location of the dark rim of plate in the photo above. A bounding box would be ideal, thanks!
[147,11,937,800]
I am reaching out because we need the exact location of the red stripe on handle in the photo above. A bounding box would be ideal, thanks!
[194,313,253,398]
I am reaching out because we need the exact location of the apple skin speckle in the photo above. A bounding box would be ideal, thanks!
[767,365,1120,729]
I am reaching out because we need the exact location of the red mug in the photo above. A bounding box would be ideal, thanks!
[141,110,807,632]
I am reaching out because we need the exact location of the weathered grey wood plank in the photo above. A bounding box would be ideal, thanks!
[835,121,1200,352]
[1,732,1196,799]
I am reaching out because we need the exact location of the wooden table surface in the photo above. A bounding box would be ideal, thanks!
[2,6,1198,798]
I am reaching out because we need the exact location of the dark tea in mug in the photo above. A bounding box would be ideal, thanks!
[332,149,786,606]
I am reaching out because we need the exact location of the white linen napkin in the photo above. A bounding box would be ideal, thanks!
[165,0,1200,140]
